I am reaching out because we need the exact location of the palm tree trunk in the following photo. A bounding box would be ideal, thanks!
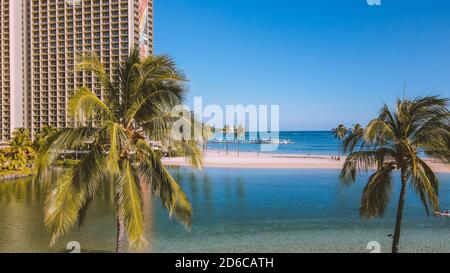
[116,216,128,253]
[392,169,408,253]
[238,141,240,157]
[338,140,341,159]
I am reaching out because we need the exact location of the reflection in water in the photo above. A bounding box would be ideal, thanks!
[0,177,43,203]
[236,177,245,200]
[0,168,450,253]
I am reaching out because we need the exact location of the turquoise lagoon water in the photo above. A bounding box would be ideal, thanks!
[1,167,450,253]
[208,131,341,155]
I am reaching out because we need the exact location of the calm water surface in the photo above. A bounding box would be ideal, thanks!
[208,131,340,155]
[1,168,450,253]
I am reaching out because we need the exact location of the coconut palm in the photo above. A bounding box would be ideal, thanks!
[343,124,364,153]
[36,49,203,253]
[202,124,214,155]
[332,124,348,159]
[6,128,35,171]
[340,96,450,253]
[235,125,246,157]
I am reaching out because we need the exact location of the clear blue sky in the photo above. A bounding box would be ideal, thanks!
[154,0,450,131]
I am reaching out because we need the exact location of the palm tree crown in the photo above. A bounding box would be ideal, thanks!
[332,124,348,158]
[3,128,35,171]
[343,124,364,153]
[235,125,246,140]
[332,124,348,140]
[340,95,450,253]
[37,49,203,252]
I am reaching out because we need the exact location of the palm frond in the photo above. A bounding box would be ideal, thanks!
[360,164,395,219]
[340,149,395,184]
[136,140,192,228]
[44,170,86,246]
[409,159,440,215]
[140,54,187,83]
[343,126,364,153]
[364,119,396,146]
[126,89,181,129]
[76,51,108,81]
[44,144,106,245]
[36,127,101,182]
[106,122,127,175]
[114,160,146,251]
[68,87,113,123]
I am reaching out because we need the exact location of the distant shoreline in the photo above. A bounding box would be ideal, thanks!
[163,150,450,174]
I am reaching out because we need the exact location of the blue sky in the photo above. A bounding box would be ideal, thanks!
[154,0,450,130]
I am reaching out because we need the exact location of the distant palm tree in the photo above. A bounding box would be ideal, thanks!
[202,124,214,155]
[343,124,364,153]
[223,125,231,155]
[340,96,450,253]
[332,124,348,159]
[33,125,58,152]
[235,125,246,157]
[36,49,203,253]
[6,128,35,171]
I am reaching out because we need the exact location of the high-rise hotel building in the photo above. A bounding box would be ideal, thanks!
[0,0,154,141]
[0,0,27,140]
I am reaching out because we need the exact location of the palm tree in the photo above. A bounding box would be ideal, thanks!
[202,124,214,155]
[332,124,348,159]
[33,125,58,152]
[343,124,364,153]
[340,96,450,253]
[7,128,35,171]
[235,125,246,157]
[223,125,231,155]
[36,49,203,253]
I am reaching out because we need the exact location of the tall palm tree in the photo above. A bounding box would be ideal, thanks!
[332,124,348,159]
[36,49,203,253]
[202,124,214,155]
[340,96,450,253]
[235,125,246,157]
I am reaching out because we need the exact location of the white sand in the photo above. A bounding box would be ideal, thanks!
[162,150,450,173]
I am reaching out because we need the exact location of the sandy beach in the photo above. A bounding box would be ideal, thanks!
[163,150,450,173]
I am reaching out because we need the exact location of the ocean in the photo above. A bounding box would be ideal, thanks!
[207,131,341,155]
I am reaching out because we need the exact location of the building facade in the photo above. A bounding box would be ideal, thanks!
[0,0,154,141]
[0,0,27,141]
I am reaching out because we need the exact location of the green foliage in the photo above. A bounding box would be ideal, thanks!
[37,48,203,252]
[0,128,36,174]
[332,124,348,157]
[332,124,348,140]
[33,125,59,152]
[340,95,450,252]
[235,125,246,140]
[202,124,214,141]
